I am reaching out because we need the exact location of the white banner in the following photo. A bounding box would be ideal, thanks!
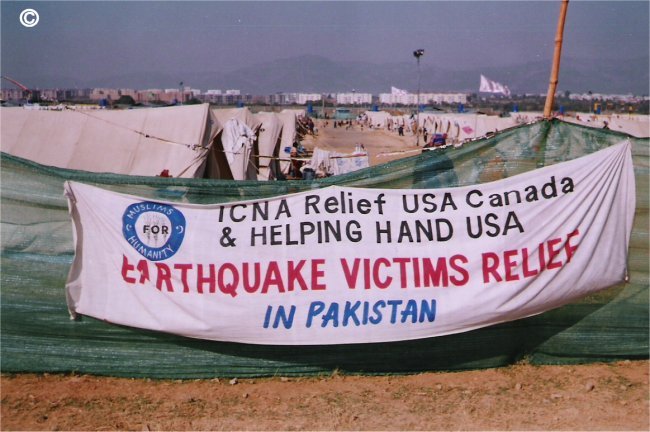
[65,142,635,345]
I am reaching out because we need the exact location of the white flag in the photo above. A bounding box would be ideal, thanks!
[480,75,511,97]
[391,86,408,96]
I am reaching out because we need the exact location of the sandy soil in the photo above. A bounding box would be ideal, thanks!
[303,118,424,165]
[2,120,648,431]
[2,361,648,430]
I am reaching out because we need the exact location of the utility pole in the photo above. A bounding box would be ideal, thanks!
[413,49,424,145]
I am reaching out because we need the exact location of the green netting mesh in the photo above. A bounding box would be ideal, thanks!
[2,119,648,378]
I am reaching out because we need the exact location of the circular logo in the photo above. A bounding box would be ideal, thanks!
[122,202,186,261]
[19,9,39,28]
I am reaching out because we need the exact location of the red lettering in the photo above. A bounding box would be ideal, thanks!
[392,257,410,288]
[422,257,449,287]
[155,263,173,292]
[174,263,192,293]
[311,259,326,290]
[482,252,502,283]
[449,254,469,286]
[373,258,392,289]
[503,249,519,281]
[340,258,360,289]
[218,263,239,297]
[363,258,371,289]
[196,264,215,294]
[412,257,421,287]
[243,262,261,293]
[136,259,150,283]
[565,229,580,262]
[537,242,546,272]
[480,230,582,284]
[287,260,308,291]
[546,238,563,269]
[261,261,285,293]
[121,255,136,283]
[521,247,539,278]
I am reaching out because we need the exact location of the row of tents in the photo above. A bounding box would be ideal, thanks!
[3,105,647,183]
[363,110,650,146]
[1,104,305,181]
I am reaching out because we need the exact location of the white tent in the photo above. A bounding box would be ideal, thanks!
[253,112,284,180]
[1,104,220,178]
[560,113,650,138]
[211,107,260,131]
[606,115,649,138]
[365,111,392,128]
[205,107,264,180]
[277,110,299,175]
[220,118,257,181]
[363,111,520,145]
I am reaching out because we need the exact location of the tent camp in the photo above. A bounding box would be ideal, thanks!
[1,104,305,181]
[364,111,521,145]
[276,109,300,175]
[253,111,284,180]
[0,104,220,178]
[1,118,647,377]
[561,113,650,138]
[365,110,649,145]
[206,107,301,181]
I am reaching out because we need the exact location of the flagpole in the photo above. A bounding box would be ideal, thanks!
[543,0,570,119]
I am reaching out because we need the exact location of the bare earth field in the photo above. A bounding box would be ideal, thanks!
[2,120,648,431]
[304,119,423,165]
[1,361,648,430]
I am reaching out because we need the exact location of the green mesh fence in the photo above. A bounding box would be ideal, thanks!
[1,119,648,378]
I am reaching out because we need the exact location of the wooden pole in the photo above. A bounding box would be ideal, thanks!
[543,0,570,119]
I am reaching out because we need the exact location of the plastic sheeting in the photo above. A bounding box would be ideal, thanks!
[1,119,648,378]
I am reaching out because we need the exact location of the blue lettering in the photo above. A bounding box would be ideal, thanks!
[401,299,418,323]
[306,301,325,328]
[370,300,385,324]
[342,301,361,326]
[322,302,340,328]
[387,300,403,323]
[419,299,437,323]
[263,305,272,328]
[273,305,295,329]
[304,299,437,329]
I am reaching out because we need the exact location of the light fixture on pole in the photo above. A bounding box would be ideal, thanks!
[413,49,424,146]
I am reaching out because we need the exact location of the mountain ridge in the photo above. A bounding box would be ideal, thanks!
[14,55,650,96]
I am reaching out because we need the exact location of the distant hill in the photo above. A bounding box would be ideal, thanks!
[17,55,650,96]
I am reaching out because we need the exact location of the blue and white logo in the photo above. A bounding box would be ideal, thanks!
[122,202,186,261]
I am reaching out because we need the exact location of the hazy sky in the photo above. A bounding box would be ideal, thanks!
[1,0,648,87]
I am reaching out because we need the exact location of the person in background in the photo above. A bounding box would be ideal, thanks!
[287,147,303,179]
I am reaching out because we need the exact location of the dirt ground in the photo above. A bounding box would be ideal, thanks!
[303,118,424,165]
[1,360,648,430]
[3,119,648,431]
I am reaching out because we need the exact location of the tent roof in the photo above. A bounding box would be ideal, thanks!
[0,104,219,178]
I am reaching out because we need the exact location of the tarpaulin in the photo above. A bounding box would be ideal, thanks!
[64,143,634,345]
